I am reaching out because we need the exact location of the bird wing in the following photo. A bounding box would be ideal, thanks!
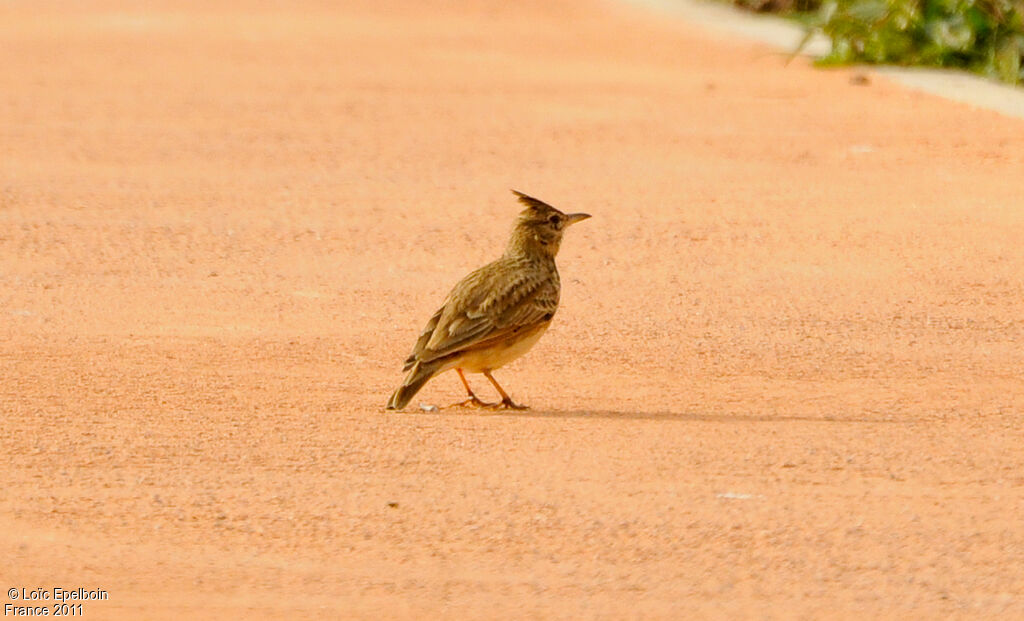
[407,258,558,366]
[402,306,443,371]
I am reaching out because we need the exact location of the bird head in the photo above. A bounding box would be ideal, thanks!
[507,190,590,257]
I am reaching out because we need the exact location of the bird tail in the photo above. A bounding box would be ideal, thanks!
[386,360,442,410]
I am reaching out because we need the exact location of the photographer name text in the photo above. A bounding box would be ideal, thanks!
[5,588,108,617]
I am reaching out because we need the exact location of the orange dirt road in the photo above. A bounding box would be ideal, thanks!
[3,0,1024,618]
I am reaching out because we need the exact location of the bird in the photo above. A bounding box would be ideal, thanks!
[386,190,590,411]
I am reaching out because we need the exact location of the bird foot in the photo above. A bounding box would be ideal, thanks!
[450,396,498,409]
[447,396,528,410]
[497,397,529,410]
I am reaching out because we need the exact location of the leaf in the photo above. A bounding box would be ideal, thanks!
[846,0,891,22]
[927,15,976,51]
[994,35,1023,82]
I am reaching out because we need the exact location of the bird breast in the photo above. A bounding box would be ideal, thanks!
[453,321,551,373]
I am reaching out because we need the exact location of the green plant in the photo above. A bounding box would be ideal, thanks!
[802,0,1024,84]
[734,0,821,14]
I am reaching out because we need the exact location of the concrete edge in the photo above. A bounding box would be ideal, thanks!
[621,0,1024,120]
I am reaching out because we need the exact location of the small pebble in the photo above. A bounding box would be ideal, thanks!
[716,492,754,500]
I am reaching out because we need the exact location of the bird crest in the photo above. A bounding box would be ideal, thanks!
[511,189,558,213]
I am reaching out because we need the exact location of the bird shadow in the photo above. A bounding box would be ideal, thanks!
[402,407,907,424]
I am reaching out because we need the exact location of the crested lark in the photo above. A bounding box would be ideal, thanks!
[386,190,590,410]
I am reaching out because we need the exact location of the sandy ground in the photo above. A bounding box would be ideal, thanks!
[3,0,1024,618]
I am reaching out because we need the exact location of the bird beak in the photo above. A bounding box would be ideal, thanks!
[565,213,591,226]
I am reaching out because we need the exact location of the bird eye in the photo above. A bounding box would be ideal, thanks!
[548,214,562,227]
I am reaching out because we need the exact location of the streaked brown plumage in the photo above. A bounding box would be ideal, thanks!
[386,190,590,411]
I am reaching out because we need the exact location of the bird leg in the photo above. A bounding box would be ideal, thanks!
[483,370,529,410]
[451,368,496,408]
